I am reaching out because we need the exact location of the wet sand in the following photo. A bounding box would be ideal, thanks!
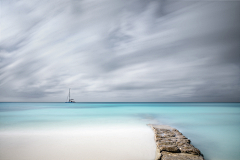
[0,125,156,160]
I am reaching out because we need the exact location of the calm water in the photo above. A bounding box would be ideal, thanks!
[0,102,240,160]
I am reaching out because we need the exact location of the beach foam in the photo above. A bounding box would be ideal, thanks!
[0,125,156,160]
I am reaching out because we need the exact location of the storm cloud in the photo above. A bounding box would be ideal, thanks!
[0,0,239,102]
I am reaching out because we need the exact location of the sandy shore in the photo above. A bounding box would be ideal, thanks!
[0,125,156,160]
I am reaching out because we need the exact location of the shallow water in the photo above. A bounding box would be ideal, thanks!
[0,102,240,160]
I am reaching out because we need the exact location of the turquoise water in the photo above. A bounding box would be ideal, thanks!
[0,102,240,160]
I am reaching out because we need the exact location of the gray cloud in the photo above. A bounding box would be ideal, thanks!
[0,0,239,102]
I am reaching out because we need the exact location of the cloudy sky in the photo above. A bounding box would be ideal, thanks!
[0,0,239,102]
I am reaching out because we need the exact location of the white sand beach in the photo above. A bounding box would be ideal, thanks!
[0,125,156,160]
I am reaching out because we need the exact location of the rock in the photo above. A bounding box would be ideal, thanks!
[178,144,201,155]
[161,151,204,160]
[157,141,176,146]
[155,149,162,160]
[158,145,180,153]
[176,139,191,145]
[175,135,187,139]
[148,124,204,160]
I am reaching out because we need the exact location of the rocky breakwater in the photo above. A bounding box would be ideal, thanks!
[148,124,204,160]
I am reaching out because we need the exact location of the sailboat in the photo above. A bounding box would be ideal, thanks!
[65,88,75,103]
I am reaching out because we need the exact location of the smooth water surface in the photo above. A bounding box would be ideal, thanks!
[0,102,240,160]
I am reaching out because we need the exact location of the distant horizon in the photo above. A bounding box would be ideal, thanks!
[1,101,239,103]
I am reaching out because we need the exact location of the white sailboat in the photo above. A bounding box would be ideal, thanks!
[65,88,75,103]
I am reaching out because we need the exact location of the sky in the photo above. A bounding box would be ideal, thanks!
[0,0,239,102]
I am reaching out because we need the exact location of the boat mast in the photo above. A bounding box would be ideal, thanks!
[69,88,70,102]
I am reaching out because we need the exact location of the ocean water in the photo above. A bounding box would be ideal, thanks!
[0,102,240,160]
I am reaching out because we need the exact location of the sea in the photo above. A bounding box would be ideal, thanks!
[0,102,239,160]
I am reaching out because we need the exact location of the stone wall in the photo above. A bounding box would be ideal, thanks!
[148,124,204,160]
